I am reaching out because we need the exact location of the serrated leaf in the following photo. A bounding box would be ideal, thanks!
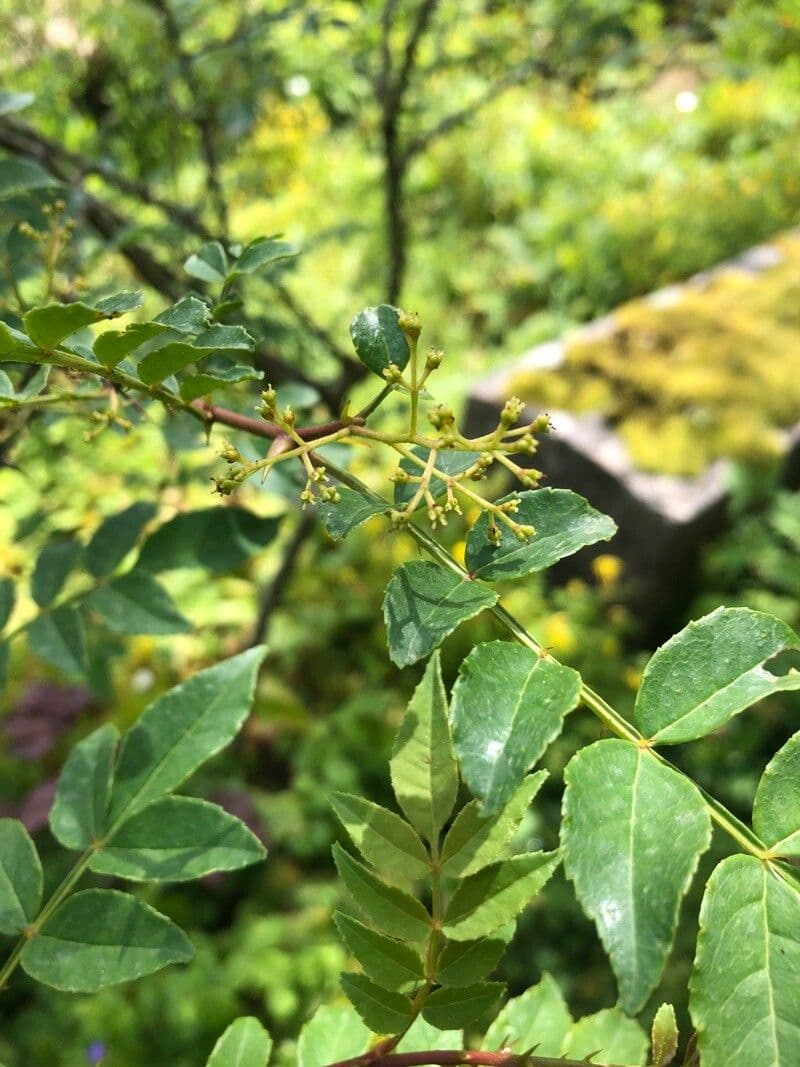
[318,487,388,540]
[0,819,42,934]
[443,851,559,941]
[561,1008,648,1065]
[349,306,410,377]
[334,913,424,990]
[383,562,498,668]
[651,1003,679,1067]
[394,449,482,510]
[634,607,800,744]
[178,364,262,402]
[753,731,800,856]
[137,342,207,384]
[94,291,143,316]
[297,1005,370,1067]
[690,855,800,1067]
[0,577,14,631]
[85,570,190,635]
[20,890,194,992]
[465,489,616,582]
[154,296,210,333]
[85,502,156,578]
[441,774,546,879]
[332,844,430,943]
[206,1017,272,1067]
[422,982,504,1030]
[451,643,580,814]
[562,740,711,1014]
[340,973,413,1034]
[331,793,429,881]
[24,303,105,350]
[234,238,297,275]
[31,537,81,606]
[390,651,458,844]
[49,723,119,850]
[107,647,265,824]
[27,604,87,677]
[138,507,279,573]
[89,797,265,881]
[436,930,510,988]
[94,322,169,367]
[0,321,37,359]
[482,973,572,1055]
[184,242,228,284]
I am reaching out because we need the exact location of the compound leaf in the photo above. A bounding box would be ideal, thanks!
[340,973,413,1034]
[422,983,504,1030]
[49,723,119,850]
[0,819,42,935]
[206,1017,272,1067]
[334,913,424,990]
[443,852,559,941]
[332,844,430,944]
[753,731,800,856]
[85,571,190,635]
[331,792,430,882]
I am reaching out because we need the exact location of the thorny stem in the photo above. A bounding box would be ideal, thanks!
[324,1051,626,1067]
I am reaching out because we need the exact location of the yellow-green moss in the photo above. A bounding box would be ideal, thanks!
[512,233,800,475]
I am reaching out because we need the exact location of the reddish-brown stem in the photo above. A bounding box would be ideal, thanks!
[324,1049,621,1067]
[192,399,363,441]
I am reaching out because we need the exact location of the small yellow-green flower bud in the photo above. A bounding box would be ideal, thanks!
[398,310,421,341]
[382,363,404,385]
[500,395,525,426]
[280,406,296,428]
[532,413,551,433]
[425,348,443,371]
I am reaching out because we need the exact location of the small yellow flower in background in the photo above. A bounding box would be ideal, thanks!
[452,540,466,566]
[592,553,623,588]
[542,612,577,656]
[565,578,586,596]
[624,666,643,691]
[600,635,619,657]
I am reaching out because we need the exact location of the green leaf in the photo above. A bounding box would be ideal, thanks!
[422,983,504,1030]
[334,913,425,990]
[85,570,190,635]
[136,342,206,385]
[394,449,482,510]
[443,852,559,941]
[0,577,15,631]
[383,562,498,668]
[318,487,389,541]
[154,296,211,333]
[0,819,42,935]
[562,740,711,1014]
[350,306,410,377]
[85,502,156,577]
[49,723,119,850]
[395,1017,461,1054]
[634,607,800,744]
[90,796,265,881]
[27,604,87,677]
[93,322,169,367]
[441,774,546,879]
[206,1017,272,1067]
[436,930,510,988]
[331,793,429,882]
[178,364,262,402]
[194,325,255,353]
[651,1003,679,1067]
[691,855,800,1067]
[234,238,297,276]
[107,646,265,823]
[138,507,280,573]
[185,242,228,284]
[20,890,194,992]
[24,302,105,350]
[0,642,7,694]
[340,973,413,1034]
[0,91,35,116]
[0,369,14,397]
[16,364,50,398]
[482,973,572,1055]
[94,291,143,316]
[31,537,81,606]
[297,1005,370,1067]
[0,321,38,359]
[0,158,59,196]
[753,731,800,856]
[451,643,581,814]
[560,1008,648,1065]
[332,843,430,943]
[465,489,616,582]
[389,651,458,844]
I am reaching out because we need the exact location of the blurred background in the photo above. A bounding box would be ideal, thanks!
[1,1,799,1063]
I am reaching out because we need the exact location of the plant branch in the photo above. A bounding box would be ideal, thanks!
[324,1048,625,1067]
